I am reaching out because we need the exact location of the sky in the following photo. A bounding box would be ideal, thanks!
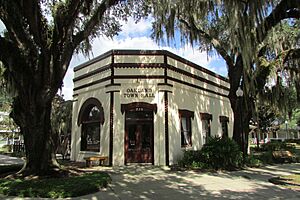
[0,17,227,100]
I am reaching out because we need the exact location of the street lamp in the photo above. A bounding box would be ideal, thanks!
[236,87,245,158]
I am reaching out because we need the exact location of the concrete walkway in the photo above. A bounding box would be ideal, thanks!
[0,154,24,166]
[74,164,300,200]
[1,154,300,200]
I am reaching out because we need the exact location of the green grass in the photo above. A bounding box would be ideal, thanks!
[282,174,300,184]
[0,172,111,198]
[270,174,300,191]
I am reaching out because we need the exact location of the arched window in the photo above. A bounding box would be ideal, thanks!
[78,98,104,152]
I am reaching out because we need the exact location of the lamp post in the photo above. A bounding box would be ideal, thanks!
[236,87,244,158]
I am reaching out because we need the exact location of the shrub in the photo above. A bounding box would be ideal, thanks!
[261,141,296,152]
[178,150,202,168]
[259,151,274,164]
[178,137,243,170]
[245,154,263,167]
[200,137,243,170]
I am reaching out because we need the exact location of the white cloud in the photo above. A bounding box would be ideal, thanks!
[118,17,153,38]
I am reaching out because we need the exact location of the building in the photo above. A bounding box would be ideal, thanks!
[71,50,233,166]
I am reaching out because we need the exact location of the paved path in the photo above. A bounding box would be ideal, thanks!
[1,154,300,200]
[75,164,300,200]
[0,154,24,166]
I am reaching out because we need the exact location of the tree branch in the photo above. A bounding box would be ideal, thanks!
[21,0,49,48]
[0,1,37,53]
[179,17,235,69]
[73,0,120,47]
[257,0,300,43]
[283,48,300,63]
[0,35,28,92]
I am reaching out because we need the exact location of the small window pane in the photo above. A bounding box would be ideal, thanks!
[81,122,100,152]
[221,121,228,137]
[202,119,211,144]
[181,116,192,146]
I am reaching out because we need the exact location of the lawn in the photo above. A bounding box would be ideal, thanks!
[269,174,300,191]
[0,165,111,198]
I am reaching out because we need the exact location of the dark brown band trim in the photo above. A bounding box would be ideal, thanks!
[167,64,229,91]
[113,63,165,68]
[74,51,112,72]
[73,75,229,98]
[73,49,228,82]
[73,77,111,91]
[113,50,228,82]
[105,83,121,87]
[73,64,111,82]
[114,75,165,80]
[167,76,228,98]
[157,83,173,87]
[165,51,228,82]
[74,63,229,92]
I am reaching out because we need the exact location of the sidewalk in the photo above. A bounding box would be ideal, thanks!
[74,164,300,200]
[0,154,24,166]
[1,154,299,200]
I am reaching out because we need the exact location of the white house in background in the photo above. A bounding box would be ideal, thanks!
[71,50,233,166]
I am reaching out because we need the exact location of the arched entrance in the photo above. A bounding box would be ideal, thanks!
[121,102,156,164]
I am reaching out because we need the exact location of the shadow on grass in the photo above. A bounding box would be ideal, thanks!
[0,172,111,198]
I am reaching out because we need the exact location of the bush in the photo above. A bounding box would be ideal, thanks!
[200,137,243,170]
[261,141,296,153]
[178,150,202,167]
[258,151,274,164]
[285,139,300,144]
[178,137,243,170]
[245,154,263,167]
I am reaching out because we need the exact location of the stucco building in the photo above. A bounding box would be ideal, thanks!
[71,49,233,166]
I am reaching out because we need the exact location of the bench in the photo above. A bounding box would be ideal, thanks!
[84,156,108,167]
[272,150,296,163]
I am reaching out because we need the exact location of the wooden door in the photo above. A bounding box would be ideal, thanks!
[125,110,153,164]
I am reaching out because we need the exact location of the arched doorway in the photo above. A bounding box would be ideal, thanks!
[121,102,157,164]
[78,98,104,152]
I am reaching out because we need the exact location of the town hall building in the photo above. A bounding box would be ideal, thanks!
[70,49,233,166]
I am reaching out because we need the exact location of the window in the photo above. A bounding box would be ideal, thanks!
[219,116,229,138]
[179,110,194,147]
[78,98,104,152]
[81,106,101,152]
[200,113,213,143]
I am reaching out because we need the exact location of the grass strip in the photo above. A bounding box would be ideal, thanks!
[0,172,111,198]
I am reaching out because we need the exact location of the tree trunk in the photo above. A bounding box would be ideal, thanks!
[11,95,59,175]
[228,55,250,158]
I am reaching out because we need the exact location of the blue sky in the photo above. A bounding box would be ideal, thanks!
[0,17,227,100]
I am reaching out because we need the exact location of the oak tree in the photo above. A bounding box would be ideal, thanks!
[0,0,147,175]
